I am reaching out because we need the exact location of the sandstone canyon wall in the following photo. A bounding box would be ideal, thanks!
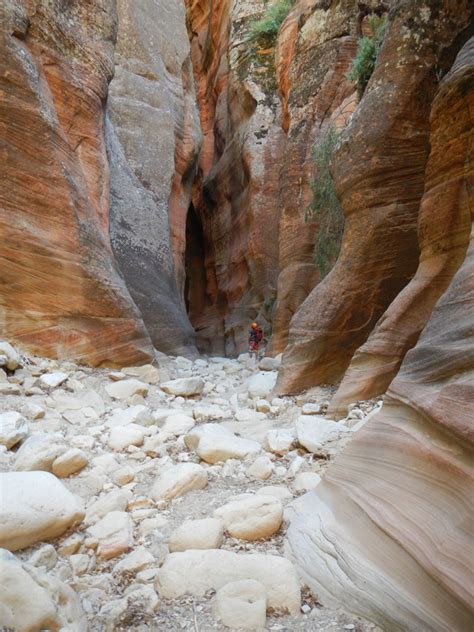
[286,32,474,632]
[276,0,473,394]
[184,0,359,355]
[0,0,155,367]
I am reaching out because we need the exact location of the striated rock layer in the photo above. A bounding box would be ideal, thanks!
[276,0,472,393]
[185,0,358,355]
[107,0,200,357]
[0,0,154,366]
[286,37,474,632]
[328,31,474,418]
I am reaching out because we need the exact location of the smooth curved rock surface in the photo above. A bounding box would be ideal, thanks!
[0,472,85,551]
[286,36,474,624]
[276,0,472,394]
[0,548,87,632]
[0,0,154,367]
[107,0,200,357]
[329,32,474,418]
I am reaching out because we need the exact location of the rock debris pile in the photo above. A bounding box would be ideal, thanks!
[0,341,382,631]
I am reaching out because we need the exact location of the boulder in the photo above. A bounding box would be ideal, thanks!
[246,456,274,480]
[14,433,66,471]
[168,518,225,552]
[0,411,28,449]
[193,404,228,421]
[106,405,153,428]
[52,449,88,478]
[161,413,195,436]
[185,424,261,464]
[113,546,155,575]
[38,372,69,389]
[213,579,267,629]
[87,511,134,560]
[266,428,295,454]
[0,472,84,551]
[160,377,204,397]
[291,472,322,493]
[108,424,146,450]
[86,490,131,524]
[105,379,149,400]
[150,463,208,501]
[246,372,278,399]
[0,341,20,370]
[214,494,283,540]
[121,364,161,384]
[0,548,87,631]
[155,549,300,614]
[259,356,281,371]
[295,416,349,453]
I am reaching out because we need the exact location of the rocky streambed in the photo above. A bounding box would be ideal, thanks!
[0,341,382,631]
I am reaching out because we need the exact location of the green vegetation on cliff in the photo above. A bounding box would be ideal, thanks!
[306,127,344,278]
[348,15,387,99]
[248,0,294,42]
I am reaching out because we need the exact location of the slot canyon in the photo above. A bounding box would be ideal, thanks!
[0,0,473,631]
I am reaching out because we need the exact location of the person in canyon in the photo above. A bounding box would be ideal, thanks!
[248,322,264,359]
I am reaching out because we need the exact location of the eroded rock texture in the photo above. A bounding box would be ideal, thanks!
[276,0,472,393]
[329,30,474,418]
[185,0,358,355]
[0,0,154,366]
[107,0,200,357]
[286,37,474,632]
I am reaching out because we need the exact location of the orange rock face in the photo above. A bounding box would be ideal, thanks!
[328,29,474,418]
[276,0,472,393]
[286,35,474,632]
[185,0,357,356]
[0,0,154,366]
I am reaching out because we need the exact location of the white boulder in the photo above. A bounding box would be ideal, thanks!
[155,549,300,614]
[266,428,295,454]
[161,377,204,397]
[121,364,160,384]
[246,456,274,480]
[150,463,208,501]
[296,416,349,453]
[259,356,281,371]
[14,433,66,471]
[108,424,145,450]
[0,411,28,449]
[38,372,68,389]
[213,579,267,630]
[185,424,261,464]
[168,518,225,552]
[87,511,133,560]
[106,405,153,428]
[214,494,283,540]
[161,413,195,436]
[0,548,87,631]
[193,404,228,421]
[292,472,322,493]
[0,341,20,370]
[85,489,131,524]
[0,472,84,551]
[105,379,148,400]
[246,371,278,399]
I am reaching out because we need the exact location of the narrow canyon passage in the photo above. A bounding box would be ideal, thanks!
[0,0,473,631]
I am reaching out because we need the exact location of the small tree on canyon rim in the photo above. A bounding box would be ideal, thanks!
[305,126,345,279]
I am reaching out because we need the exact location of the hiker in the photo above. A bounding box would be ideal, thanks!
[248,322,263,358]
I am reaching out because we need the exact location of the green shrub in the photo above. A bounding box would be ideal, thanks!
[306,127,345,278]
[248,0,294,42]
[347,15,387,99]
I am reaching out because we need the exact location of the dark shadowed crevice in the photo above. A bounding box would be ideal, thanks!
[184,203,208,339]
